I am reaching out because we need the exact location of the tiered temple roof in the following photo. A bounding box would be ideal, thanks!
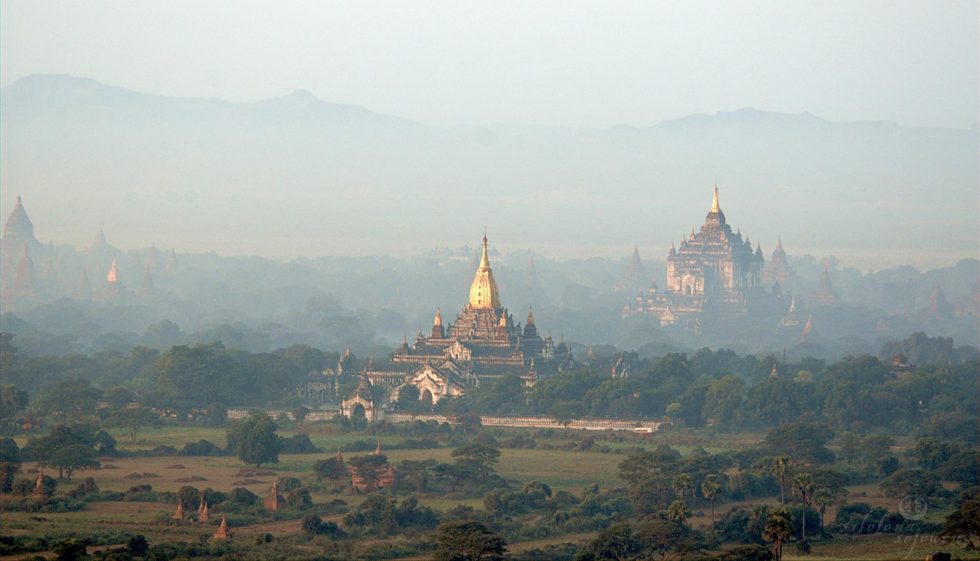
[614,246,647,293]
[809,268,840,307]
[3,196,36,243]
[626,187,771,329]
[763,237,793,285]
[391,234,569,378]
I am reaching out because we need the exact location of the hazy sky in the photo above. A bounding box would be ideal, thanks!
[2,0,977,129]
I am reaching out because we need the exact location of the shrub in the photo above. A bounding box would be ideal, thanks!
[880,469,941,497]
[229,487,260,506]
[280,433,320,454]
[179,440,225,457]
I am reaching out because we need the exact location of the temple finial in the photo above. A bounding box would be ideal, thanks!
[711,185,720,212]
[479,231,490,268]
[107,258,119,283]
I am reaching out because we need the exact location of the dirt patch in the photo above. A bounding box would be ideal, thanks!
[236,468,276,477]
[233,479,266,486]
[166,464,186,469]
[174,476,208,483]
[123,472,161,480]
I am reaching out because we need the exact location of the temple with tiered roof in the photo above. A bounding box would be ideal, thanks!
[624,187,773,330]
[322,233,574,410]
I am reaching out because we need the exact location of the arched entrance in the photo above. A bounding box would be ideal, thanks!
[421,389,434,405]
[352,403,366,419]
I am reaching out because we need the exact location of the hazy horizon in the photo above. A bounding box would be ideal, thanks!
[1,2,977,271]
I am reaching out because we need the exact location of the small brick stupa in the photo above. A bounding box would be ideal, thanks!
[171,501,185,521]
[263,480,283,511]
[213,516,231,541]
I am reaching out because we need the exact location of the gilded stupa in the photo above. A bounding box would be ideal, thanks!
[318,233,575,409]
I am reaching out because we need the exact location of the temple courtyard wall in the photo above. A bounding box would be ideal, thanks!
[227,408,664,433]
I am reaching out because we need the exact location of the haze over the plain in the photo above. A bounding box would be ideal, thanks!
[1,1,977,269]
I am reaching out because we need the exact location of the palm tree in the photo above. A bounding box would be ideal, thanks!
[701,474,723,528]
[768,456,791,504]
[672,473,693,501]
[666,499,689,524]
[764,508,793,561]
[794,472,815,552]
[812,486,836,530]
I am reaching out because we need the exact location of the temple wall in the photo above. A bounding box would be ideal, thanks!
[227,408,663,432]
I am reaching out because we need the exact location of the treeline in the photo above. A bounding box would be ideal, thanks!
[1,334,336,413]
[437,337,977,439]
[2,331,977,443]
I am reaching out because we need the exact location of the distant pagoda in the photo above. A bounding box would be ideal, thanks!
[614,246,648,293]
[763,237,794,285]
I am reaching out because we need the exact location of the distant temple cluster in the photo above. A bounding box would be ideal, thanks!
[308,233,575,416]
[1,195,176,307]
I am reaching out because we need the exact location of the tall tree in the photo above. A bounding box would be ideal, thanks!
[228,413,280,467]
[763,508,793,561]
[22,425,101,480]
[103,406,160,441]
[793,472,814,551]
[701,474,723,527]
[767,456,792,504]
[672,473,693,502]
[0,437,21,492]
[702,375,745,429]
[36,380,101,424]
[451,443,500,480]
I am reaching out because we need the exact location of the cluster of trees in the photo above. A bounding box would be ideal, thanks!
[4,330,977,443]
[1,336,328,416]
[429,340,977,438]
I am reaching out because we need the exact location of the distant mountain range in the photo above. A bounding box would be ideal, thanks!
[2,74,976,268]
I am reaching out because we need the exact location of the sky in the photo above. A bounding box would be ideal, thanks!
[2,0,977,129]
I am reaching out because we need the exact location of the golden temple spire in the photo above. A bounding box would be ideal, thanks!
[433,307,442,326]
[479,230,490,269]
[106,258,119,283]
[711,185,721,213]
[468,232,501,309]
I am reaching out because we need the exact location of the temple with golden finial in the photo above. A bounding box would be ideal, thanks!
[625,187,779,330]
[323,232,574,412]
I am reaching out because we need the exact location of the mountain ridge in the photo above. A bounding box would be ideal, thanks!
[0,73,976,269]
[3,73,973,133]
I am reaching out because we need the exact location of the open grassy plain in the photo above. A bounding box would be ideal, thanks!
[2,424,970,560]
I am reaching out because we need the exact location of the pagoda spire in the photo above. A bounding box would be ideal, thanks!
[479,229,490,269]
[711,185,721,213]
[107,258,119,284]
[3,195,36,241]
[468,232,501,309]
